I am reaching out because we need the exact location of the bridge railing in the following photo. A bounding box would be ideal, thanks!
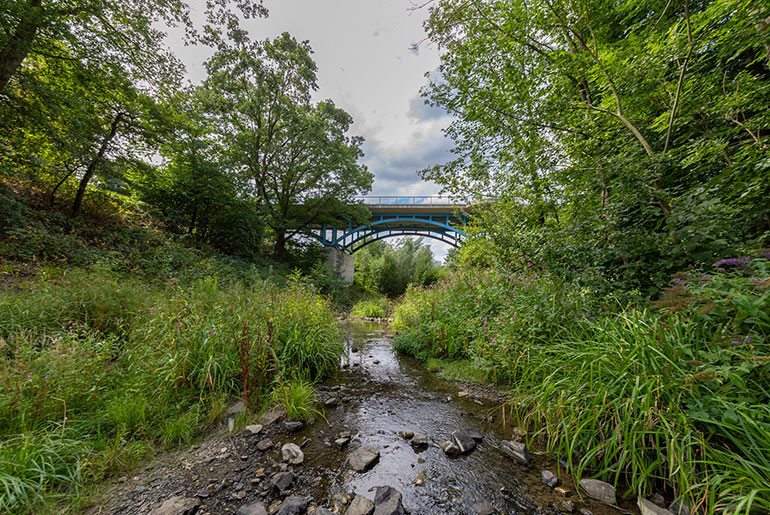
[356,195,461,206]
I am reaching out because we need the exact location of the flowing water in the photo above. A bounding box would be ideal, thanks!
[295,320,626,514]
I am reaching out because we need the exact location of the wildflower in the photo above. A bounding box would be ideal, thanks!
[207,329,215,334]
[713,256,750,271]
[673,278,686,286]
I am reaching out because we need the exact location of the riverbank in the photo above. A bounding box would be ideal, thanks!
[390,263,770,513]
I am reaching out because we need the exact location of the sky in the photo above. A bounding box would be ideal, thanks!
[169,0,456,259]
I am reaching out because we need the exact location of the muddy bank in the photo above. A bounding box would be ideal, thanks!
[88,320,629,514]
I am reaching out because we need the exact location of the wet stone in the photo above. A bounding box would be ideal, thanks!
[237,501,268,515]
[373,486,405,515]
[270,471,294,491]
[346,494,375,515]
[324,398,339,408]
[451,431,477,454]
[256,438,274,451]
[268,501,282,514]
[541,469,559,488]
[335,437,351,449]
[412,470,426,486]
[348,446,380,471]
[561,500,575,513]
[285,421,303,432]
[501,440,531,465]
[471,502,496,515]
[399,431,414,440]
[410,434,428,448]
[466,427,483,441]
[554,487,571,497]
[579,479,616,505]
[440,440,460,457]
[276,496,309,515]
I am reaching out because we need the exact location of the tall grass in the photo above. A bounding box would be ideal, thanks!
[350,296,390,319]
[0,267,343,513]
[391,258,770,513]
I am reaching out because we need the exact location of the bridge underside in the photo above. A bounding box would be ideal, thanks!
[309,212,467,254]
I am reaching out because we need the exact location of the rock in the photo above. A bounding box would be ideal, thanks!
[285,421,303,432]
[195,490,210,498]
[412,470,426,486]
[352,346,359,353]
[457,391,470,397]
[541,469,559,488]
[669,498,692,515]
[268,501,282,515]
[579,509,593,515]
[561,500,575,512]
[554,487,571,497]
[245,424,263,435]
[410,434,428,448]
[638,498,675,515]
[281,443,304,465]
[399,431,414,440]
[333,492,353,510]
[501,440,531,465]
[339,430,352,438]
[134,485,146,493]
[324,398,339,408]
[466,428,483,441]
[316,509,335,515]
[270,471,294,491]
[451,431,476,454]
[227,400,247,417]
[237,501,268,515]
[373,486,405,515]
[579,479,616,505]
[260,408,285,426]
[277,496,310,515]
[471,502,495,515]
[348,446,380,471]
[649,493,666,508]
[440,440,460,457]
[149,496,201,515]
[335,437,351,449]
[256,438,274,451]
[346,495,375,515]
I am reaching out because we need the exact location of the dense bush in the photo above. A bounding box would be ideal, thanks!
[0,266,343,513]
[392,256,770,512]
[350,296,390,319]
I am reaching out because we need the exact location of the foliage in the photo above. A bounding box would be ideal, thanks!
[392,256,770,512]
[420,0,770,293]
[272,380,322,422]
[350,296,390,319]
[0,259,343,512]
[354,238,444,297]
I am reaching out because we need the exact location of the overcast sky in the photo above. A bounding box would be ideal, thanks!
[170,0,455,258]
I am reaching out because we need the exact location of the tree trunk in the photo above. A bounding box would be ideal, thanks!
[0,0,42,94]
[71,113,123,217]
[273,230,287,260]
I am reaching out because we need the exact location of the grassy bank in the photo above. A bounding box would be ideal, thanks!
[0,187,345,513]
[391,258,770,513]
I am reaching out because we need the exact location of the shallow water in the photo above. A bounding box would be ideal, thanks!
[292,320,626,514]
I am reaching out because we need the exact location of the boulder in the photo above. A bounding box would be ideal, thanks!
[346,494,375,515]
[373,486,405,515]
[348,446,380,471]
[451,431,476,454]
[541,469,558,488]
[149,496,200,515]
[501,441,531,465]
[237,501,268,515]
[579,479,616,505]
[281,443,304,465]
[276,496,309,515]
[638,498,675,515]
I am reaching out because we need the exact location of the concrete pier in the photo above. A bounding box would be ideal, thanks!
[325,248,354,283]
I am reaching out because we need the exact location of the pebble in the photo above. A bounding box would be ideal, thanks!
[256,438,274,451]
[541,469,559,488]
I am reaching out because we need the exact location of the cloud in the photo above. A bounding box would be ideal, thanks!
[407,92,448,121]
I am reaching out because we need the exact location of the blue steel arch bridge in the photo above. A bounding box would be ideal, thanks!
[306,196,469,254]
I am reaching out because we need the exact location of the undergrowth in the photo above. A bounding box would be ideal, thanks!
[350,296,390,319]
[391,256,770,513]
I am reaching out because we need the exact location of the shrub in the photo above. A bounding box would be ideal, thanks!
[350,296,389,319]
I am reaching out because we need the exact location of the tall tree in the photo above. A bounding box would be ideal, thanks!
[203,31,372,258]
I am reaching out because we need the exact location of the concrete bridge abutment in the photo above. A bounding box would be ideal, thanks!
[325,247,354,284]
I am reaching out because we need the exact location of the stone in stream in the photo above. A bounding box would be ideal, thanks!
[281,443,304,465]
[561,500,576,513]
[399,431,414,440]
[412,470,426,486]
[440,440,460,457]
[335,436,351,449]
[373,486,405,515]
[541,469,559,487]
[466,427,484,441]
[579,479,616,505]
[410,434,428,448]
[451,431,477,454]
[270,471,294,491]
[471,502,496,515]
[237,501,268,515]
[149,496,200,515]
[276,496,309,515]
[346,494,375,515]
[348,446,380,471]
[284,421,303,432]
[638,497,675,515]
[324,397,339,408]
[501,440,531,465]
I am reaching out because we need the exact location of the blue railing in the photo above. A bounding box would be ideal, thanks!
[357,195,460,206]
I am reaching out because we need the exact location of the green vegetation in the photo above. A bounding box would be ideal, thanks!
[392,258,770,512]
[350,296,390,319]
[354,239,444,297]
[273,380,323,422]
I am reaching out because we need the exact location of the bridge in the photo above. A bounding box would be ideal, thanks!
[307,196,469,282]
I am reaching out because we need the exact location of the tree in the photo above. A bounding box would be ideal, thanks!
[203,31,373,258]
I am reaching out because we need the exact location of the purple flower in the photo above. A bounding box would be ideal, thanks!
[713,257,750,270]
[207,329,215,334]
[673,278,686,286]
